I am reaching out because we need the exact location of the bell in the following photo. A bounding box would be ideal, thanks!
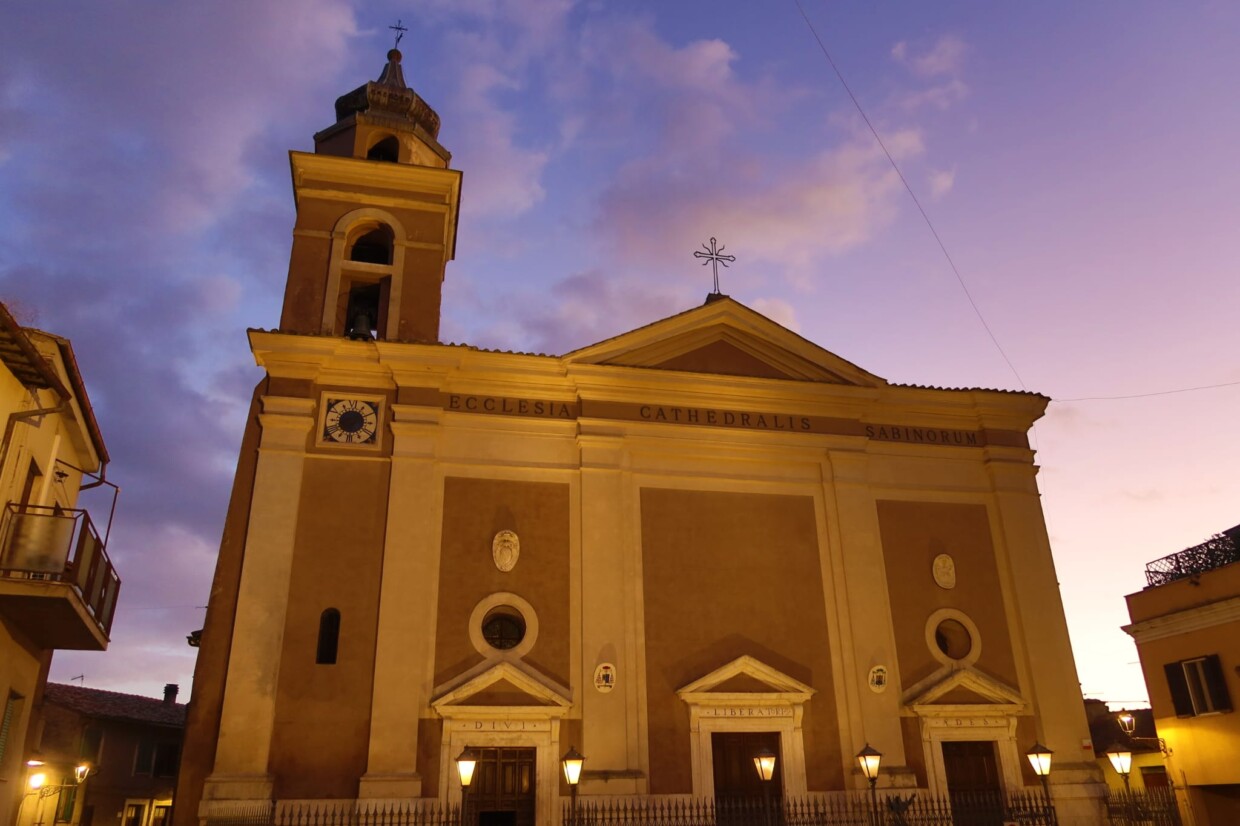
[347,312,375,341]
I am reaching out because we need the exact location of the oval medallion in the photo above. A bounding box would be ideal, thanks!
[492,530,520,572]
[933,553,957,589]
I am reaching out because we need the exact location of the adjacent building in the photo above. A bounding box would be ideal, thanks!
[0,303,119,826]
[1124,524,1240,825]
[22,683,186,826]
[176,47,1105,826]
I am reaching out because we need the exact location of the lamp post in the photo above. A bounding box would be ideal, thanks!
[856,745,882,826]
[1106,744,1134,826]
[1025,743,1056,826]
[25,762,94,826]
[753,746,777,826]
[562,746,584,826]
[455,747,478,826]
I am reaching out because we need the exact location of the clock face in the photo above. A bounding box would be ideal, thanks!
[323,398,379,445]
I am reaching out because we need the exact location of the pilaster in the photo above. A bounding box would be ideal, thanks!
[577,430,644,793]
[360,402,444,798]
[204,395,315,801]
[822,448,909,784]
[985,456,1105,825]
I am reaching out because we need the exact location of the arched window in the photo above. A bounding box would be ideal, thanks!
[348,226,393,265]
[366,136,400,163]
[316,609,341,665]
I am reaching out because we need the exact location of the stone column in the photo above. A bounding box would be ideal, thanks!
[203,396,314,802]
[360,403,444,798]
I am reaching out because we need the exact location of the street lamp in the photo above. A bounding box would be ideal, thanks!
[1106,745,1133,791]
[455,747,478,826]
[1106,744,1134,826]
[856,745,882,826]
[753,746,777,826]
[562,746,584,826]
[1025,744,1056,826]
[1117,712,1136,735]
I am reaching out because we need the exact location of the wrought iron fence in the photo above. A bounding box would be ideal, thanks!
[204,801,461,826]
[1104,788,1181,826]
[1144,531,1239,587]
[201,792,1057,826]
[562,791,1055,826]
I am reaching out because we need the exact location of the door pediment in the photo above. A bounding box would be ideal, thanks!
[431,660,572,720]
[678,655,816,705]
[903,665,1026,716]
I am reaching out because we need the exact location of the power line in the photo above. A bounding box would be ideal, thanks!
[1054,378,1240,403]
[791,0,1027,391]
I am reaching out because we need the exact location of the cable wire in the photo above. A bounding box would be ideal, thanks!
[1054,379,1240,403]
[792,0,1027,390]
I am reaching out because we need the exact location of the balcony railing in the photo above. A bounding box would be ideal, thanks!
[0,502,120,637]
[1144,532,1240,587]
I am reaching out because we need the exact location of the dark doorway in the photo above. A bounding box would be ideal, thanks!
[465,747,535,826]
[941,740,1003,826]
[712,732,782,826]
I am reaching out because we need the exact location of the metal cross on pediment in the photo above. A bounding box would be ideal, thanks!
[390,20,408,49]
[694,237,736,295]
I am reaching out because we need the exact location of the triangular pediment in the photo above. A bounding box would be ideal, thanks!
[678,655,815,704]
[903,665,1026,714]
[431,660,572,719]
[566,298,885,387]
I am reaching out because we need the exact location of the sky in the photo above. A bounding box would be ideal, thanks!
[1,1,1237,709]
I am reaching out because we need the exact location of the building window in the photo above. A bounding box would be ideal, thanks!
[366,135,400,163]
[317,608,341,665]
[134,741,179,777]
[1165,654,1232,717]
[153,742,180,777]
[934,619,972,660]
[57,781,77,822]
[482,608,526,650]
[348,226,394,265]
[79,726,104,762]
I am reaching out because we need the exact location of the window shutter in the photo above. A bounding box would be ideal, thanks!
[1164,662,1195,717]
[1202,654,1233,713]
[0,694,17,763]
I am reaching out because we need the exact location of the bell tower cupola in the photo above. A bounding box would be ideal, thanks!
[278,47,461,343]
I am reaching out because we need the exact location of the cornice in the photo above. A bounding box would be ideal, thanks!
[1123,596,1240,643]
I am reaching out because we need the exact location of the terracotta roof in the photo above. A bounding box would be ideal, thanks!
[43,683,186,728]
[0,302,67,395]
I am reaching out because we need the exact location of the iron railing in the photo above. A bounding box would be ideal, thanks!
[562,792,1056,826]
[1144,532,1239,587]
[200,792,1061,826]
[0,502,120,635]
[1104,788,1181,826]
[205,801,461,826]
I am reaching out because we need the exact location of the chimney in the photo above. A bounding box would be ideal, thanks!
[163,684,179,705]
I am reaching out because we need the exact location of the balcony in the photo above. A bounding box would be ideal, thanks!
[0,503,120,650]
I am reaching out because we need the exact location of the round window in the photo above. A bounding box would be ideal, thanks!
[934,619,973,660]
[481,609,526,650]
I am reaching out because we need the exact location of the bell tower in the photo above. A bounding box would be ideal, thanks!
[278,48,461,343]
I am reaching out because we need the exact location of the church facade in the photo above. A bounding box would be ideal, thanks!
[175,49,1104,826]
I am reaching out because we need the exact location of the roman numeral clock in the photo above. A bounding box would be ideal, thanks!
[318,395,383,447]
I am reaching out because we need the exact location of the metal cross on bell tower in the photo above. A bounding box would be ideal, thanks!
[694,237,737,297]
[389,19,408,49]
